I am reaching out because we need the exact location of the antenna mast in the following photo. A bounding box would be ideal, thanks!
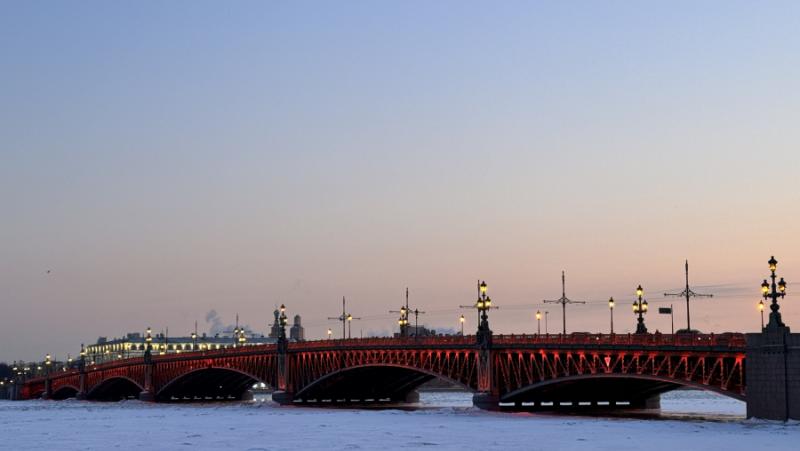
[664,260,713,332]
[543,271,586,334]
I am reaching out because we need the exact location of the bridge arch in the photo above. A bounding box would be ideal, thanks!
[51,384,80,400]
[87,376,144,401]
[500,373,746,407]
[156,367,265,402]
[293,363,473,403]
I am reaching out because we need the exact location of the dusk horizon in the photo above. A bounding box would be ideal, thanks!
[3,1,799,363]
[5,2,800,447]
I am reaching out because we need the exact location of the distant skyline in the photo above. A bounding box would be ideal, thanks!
[2,1,800,361]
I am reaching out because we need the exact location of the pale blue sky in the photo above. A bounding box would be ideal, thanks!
[2,1,800,361]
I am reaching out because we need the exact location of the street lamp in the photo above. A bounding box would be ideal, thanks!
[145,327,153,351]
[544,311,549,334]
[391,306,410,337]
[347,314,353,339]
[535,310,542,335]
[608,297,615,334]
[476,281,491,322]
[758,299,765,329]
[45,354,52,375]
[633,285,648,334]
[460,314,465,336]
[327,328,332,340]
[761,256,788,330]
[473,280,496,347]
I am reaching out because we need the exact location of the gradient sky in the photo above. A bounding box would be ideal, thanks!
[2,1,800,362]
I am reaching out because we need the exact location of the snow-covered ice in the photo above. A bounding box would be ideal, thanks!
[0,390,797,451]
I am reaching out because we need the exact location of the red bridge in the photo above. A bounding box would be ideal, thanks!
[20,333,746,410]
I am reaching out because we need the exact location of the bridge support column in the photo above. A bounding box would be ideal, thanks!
[403,390,420,403]
[41,378,52,400]
[76,370,88,400]
[472,393,501,410]
[271,390,294,405]
[138,358,155,402]
[630,394,661,410]
[472,312,498,411]
[271,335,292,405]
[746,327,800,420]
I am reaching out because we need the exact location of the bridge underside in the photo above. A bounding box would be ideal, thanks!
[88,378,142,401]
[157,369,259,402]
[51,386,79,400]
[498,376,687,411]
[291,366,438,405]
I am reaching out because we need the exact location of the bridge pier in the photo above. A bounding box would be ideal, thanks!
[240,390,255,401]
[271,390,294,405]
[75,371,87,400]
[401,390,420,403]
[472,393,501,411]
[746,327,800,420]
[629,394,660,410]
[138,354,155,402]
[41,378,52,400]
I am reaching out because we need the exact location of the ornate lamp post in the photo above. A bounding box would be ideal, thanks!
[191,320,198,351]
[145,327,153,352]
[474,280,496,347]
[761,256,788,331]
[327,328,332,340]
[758,299,765,329]
[633,285,648,334]
[347,314,353,339]
[459,314,465,336]
[608,297,615,334]
[390,306,409,337]
[545,311,549,334]
[44,354,52,375]
[535,310,542,335]
[238,328,247,346]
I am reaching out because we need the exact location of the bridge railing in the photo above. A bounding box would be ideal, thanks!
[492,332,746,348]
[287,335,477,350]
[24,333,746,386]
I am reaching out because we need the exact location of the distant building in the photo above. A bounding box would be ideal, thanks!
[290,315,305,341]
[393,325,436,338]
[85,331,275,364]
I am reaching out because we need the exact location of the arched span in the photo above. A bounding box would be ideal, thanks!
[294,364,473,403]
[28,389,46,400]
[87,376,143,401]
[156,367,264,402]
[51,385,80,400]
[500,373,746,405]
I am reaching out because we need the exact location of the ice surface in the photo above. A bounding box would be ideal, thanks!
[0,390,796,451]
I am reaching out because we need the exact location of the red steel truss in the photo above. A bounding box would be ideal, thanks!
[20,333,746,403]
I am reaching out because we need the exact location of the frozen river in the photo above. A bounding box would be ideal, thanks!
[1,390,797,450]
